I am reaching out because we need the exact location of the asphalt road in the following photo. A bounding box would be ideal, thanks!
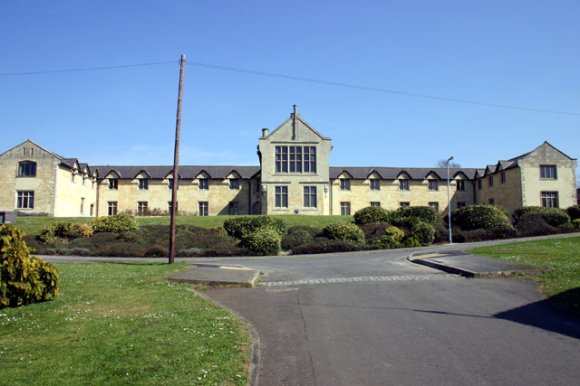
[200,245,580,386]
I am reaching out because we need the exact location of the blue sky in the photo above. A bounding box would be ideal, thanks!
[1,1,578,178]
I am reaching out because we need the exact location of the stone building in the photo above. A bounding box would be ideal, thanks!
[0,107,577,217]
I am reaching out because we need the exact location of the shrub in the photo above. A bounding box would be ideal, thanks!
[408,221,436,246]
[404,236,421,248]
[353,206,391,225]
[513,207,571,227]
[242,226,281,256]
[515,213,559,237]
[322,222,365,244]
[40,222,93,244]
[144,245,166,257]
[567,205,580,221]
[0,225,59,308]
[454,224,517,242]
[393,206,438,225]
[291,239,363,255]
[453,205,512,230]
[92,214,137,233]
[360,222,391,245]
[375,226,405,249]
[224,216,287,239]
[282,230,315,251]
[433,220,450,243]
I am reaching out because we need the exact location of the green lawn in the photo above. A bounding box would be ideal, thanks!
[470,237,580,317]
[0,263,250,385]
[16,214,353,235]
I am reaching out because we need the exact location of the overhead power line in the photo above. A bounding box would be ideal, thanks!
[186,61,580,117]
[1,59,578,116]
[0,60,176,76]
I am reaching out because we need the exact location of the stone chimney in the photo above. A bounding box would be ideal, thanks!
[262,128,269,138]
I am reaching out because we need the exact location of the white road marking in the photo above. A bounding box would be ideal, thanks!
[260,274,462,287]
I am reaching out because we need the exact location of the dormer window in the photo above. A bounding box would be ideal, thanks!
[108,179,118,190]
[139,178,149,190]
[18,161,36,177]
[340,179,350,191]
[428,180,439,191]
[199,178,209,190]
[399,179,409,191]
[229,178,240,190]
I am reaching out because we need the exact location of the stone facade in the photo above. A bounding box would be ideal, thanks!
[0,109,577,217]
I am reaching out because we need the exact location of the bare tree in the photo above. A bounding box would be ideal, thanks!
[436,159,462,168]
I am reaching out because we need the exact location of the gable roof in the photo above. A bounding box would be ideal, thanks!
[330,167,478,180]
[93,165,261,180]
[262,106,331,141]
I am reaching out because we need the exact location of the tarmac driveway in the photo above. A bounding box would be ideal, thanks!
[202,245,580,386]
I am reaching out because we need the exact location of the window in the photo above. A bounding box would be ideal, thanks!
[488,198,495,205]
[400,202,410,207]
[228,201,240,215]
[198,201,208,216]
[137,201,148,216]
[370,179,380,190]
[340,202,351,216]
[370,201,381,207]
[428,202,439,211]
[428,180,439,191]
[457,201,466,209]
[17,191,34,209]
[276,146,316,174]
[340,179,350,191]
[289,146,302,173]
[168,179,178,190]
[478,180,482,190]
[108,201,117,216]
[229,178,240,190]
[541,192,559,208]
[540,165,557,179]
[18,161,36,177]
[275,186,288,208]
[488,176,494,187]
[304,186,317,208]
[199,178,209,190]
[500,172,506,184]
[108,179,118,190]
[139,178,149,190]
[399,180,409,191]
[80,197,85,215]
[456,180,465,191]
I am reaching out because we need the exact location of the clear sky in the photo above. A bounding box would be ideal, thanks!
[1,1,578,178]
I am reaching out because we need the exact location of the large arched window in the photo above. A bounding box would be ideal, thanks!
[18,161,37,177]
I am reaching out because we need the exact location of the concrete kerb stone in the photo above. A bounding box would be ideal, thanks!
[408,251,477,278]
[169,264,261,288]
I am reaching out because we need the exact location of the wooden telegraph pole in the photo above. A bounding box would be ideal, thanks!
[169,54,186,264]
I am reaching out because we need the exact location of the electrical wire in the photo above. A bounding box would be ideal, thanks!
[1,58,578,116]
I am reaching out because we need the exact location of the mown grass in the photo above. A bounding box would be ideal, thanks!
[16,215,353,235]
[470,237,580,317]
[0,263,250,385]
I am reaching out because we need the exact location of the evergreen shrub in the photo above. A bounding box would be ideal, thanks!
[408,221,436,246]
[513,207,571,227]
[0,225,59,308]
[224,216,287,239]
[353,206,391,225]
[242,226,281,256]
[40,222,93,244]
[393,206,438,225]
[452,205,513,230]
[322,222,365,244]
[567,205,580,221]
[375,226,405,249]
[515,213,559,237]
[92,214,137,233]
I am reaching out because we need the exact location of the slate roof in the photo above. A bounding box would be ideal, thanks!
[93,165,261,180]
[330,167,478,180]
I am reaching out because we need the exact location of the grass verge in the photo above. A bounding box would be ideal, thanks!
[16,214,353,236]
[470,237,580,318]
[0,263,250,385]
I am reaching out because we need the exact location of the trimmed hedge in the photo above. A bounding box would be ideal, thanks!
[322,222,365,244]
[394,206,438,225]
[291,239,363,255]
[452,205,513,230]
[515,213,559,237]
[513,206,571,227]
[567,205,580,221]
[241,226,281,256]
[408,221,436,246]
[353,207,391,225]
[92,214,137,233]
[1,225,59,308]
[224,216,287,240]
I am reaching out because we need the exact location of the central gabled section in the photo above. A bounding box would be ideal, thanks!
[258,106,332,215]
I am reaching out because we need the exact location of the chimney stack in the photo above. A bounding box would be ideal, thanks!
[262,128,269,138]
